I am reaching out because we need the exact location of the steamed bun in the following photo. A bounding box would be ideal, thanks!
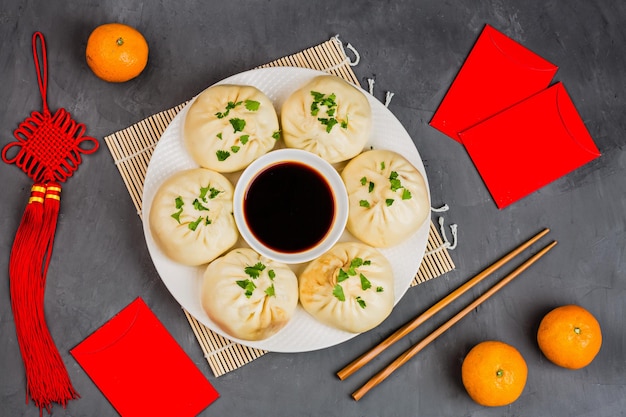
[281,75,371,163]
[341,149,429,247]
[299,242,394,333]
[149,168,238,266]
[184,84,280,172]
[201,248,299,341]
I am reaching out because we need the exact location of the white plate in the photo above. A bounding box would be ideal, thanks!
[142,67,431,352]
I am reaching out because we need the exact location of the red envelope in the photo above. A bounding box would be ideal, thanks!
[430,24,558,142]
[71,298,219,417]
[459,82,601,209]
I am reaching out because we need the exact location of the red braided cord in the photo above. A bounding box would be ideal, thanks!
[1,33,98,184]
[32,31,49,115]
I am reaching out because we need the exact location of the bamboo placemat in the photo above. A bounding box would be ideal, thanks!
[105,36,455,377]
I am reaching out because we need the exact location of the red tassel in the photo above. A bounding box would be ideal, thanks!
[2,32,97,415]
[9,183,79,415]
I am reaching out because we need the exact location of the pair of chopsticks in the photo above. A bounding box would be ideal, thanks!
[337,227,557,401]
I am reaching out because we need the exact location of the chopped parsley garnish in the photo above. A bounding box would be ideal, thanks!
[199,185,221,201]
[332,284,345,302]
[333,258,376,305]
[215,101,242,119]
[359,176,374,192]
[209,187,221,199]
[193,198,209,211]
[376,286,384,292]
[244,262,266,279]
[349,258,364,274]
[236,279,256,298]
[337,269,350,282]
[239,135,249,145]
[389,171,402,192]
[188,216,203,231]
[171,196,184,223]
[229,117,246,133]
[360,273,372,291]
[231,145,240,153]
[199,186,210,201]
[318,117,338,133]
[237,263,274,298]
[171,208,183,223]
[310,91,328,115]
[386,171,413,200]
[216,150,230,161]
[359,200,370,208]
[356,296,367,309]
[171,190,217,229]
[310,90,348,133]
[386,199,395,207]
[216,132,223,140]
[380,161,386,171]
[272,131,280,140]
[244,99,260,111]
[216,100,259,122]
[264,284,276,297]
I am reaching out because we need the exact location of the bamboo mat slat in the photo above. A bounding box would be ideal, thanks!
[104,36,455,377]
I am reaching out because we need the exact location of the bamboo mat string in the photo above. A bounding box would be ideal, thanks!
[424,205,458,256]
[105,35,455,377]
[367,77,395,108]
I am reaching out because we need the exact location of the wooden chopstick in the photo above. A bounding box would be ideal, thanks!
[337,227,551,381]
[349,238,557,401]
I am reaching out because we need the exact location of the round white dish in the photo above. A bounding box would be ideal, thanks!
[142,67,431,352]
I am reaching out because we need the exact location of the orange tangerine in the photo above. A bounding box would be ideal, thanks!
[86,23,148,83]
[461,340,528,407]
[537,304,602,369]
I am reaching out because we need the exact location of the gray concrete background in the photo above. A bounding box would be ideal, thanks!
[1,1,625,416]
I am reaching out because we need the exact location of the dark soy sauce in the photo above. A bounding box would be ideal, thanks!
[244,161,335,253]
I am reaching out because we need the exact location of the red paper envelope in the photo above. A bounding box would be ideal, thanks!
[71,298,219,417]
[459,82,601,209]
[430,24,558,142]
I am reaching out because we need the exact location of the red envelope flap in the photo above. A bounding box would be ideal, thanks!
[485,24,557,72]
[459,82,600,209]
[555,83,602,156]
[70,297,142,356]
[71,298,219,417]
[430,24,558,142]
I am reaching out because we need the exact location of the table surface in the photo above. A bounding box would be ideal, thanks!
[1,1,625,416]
